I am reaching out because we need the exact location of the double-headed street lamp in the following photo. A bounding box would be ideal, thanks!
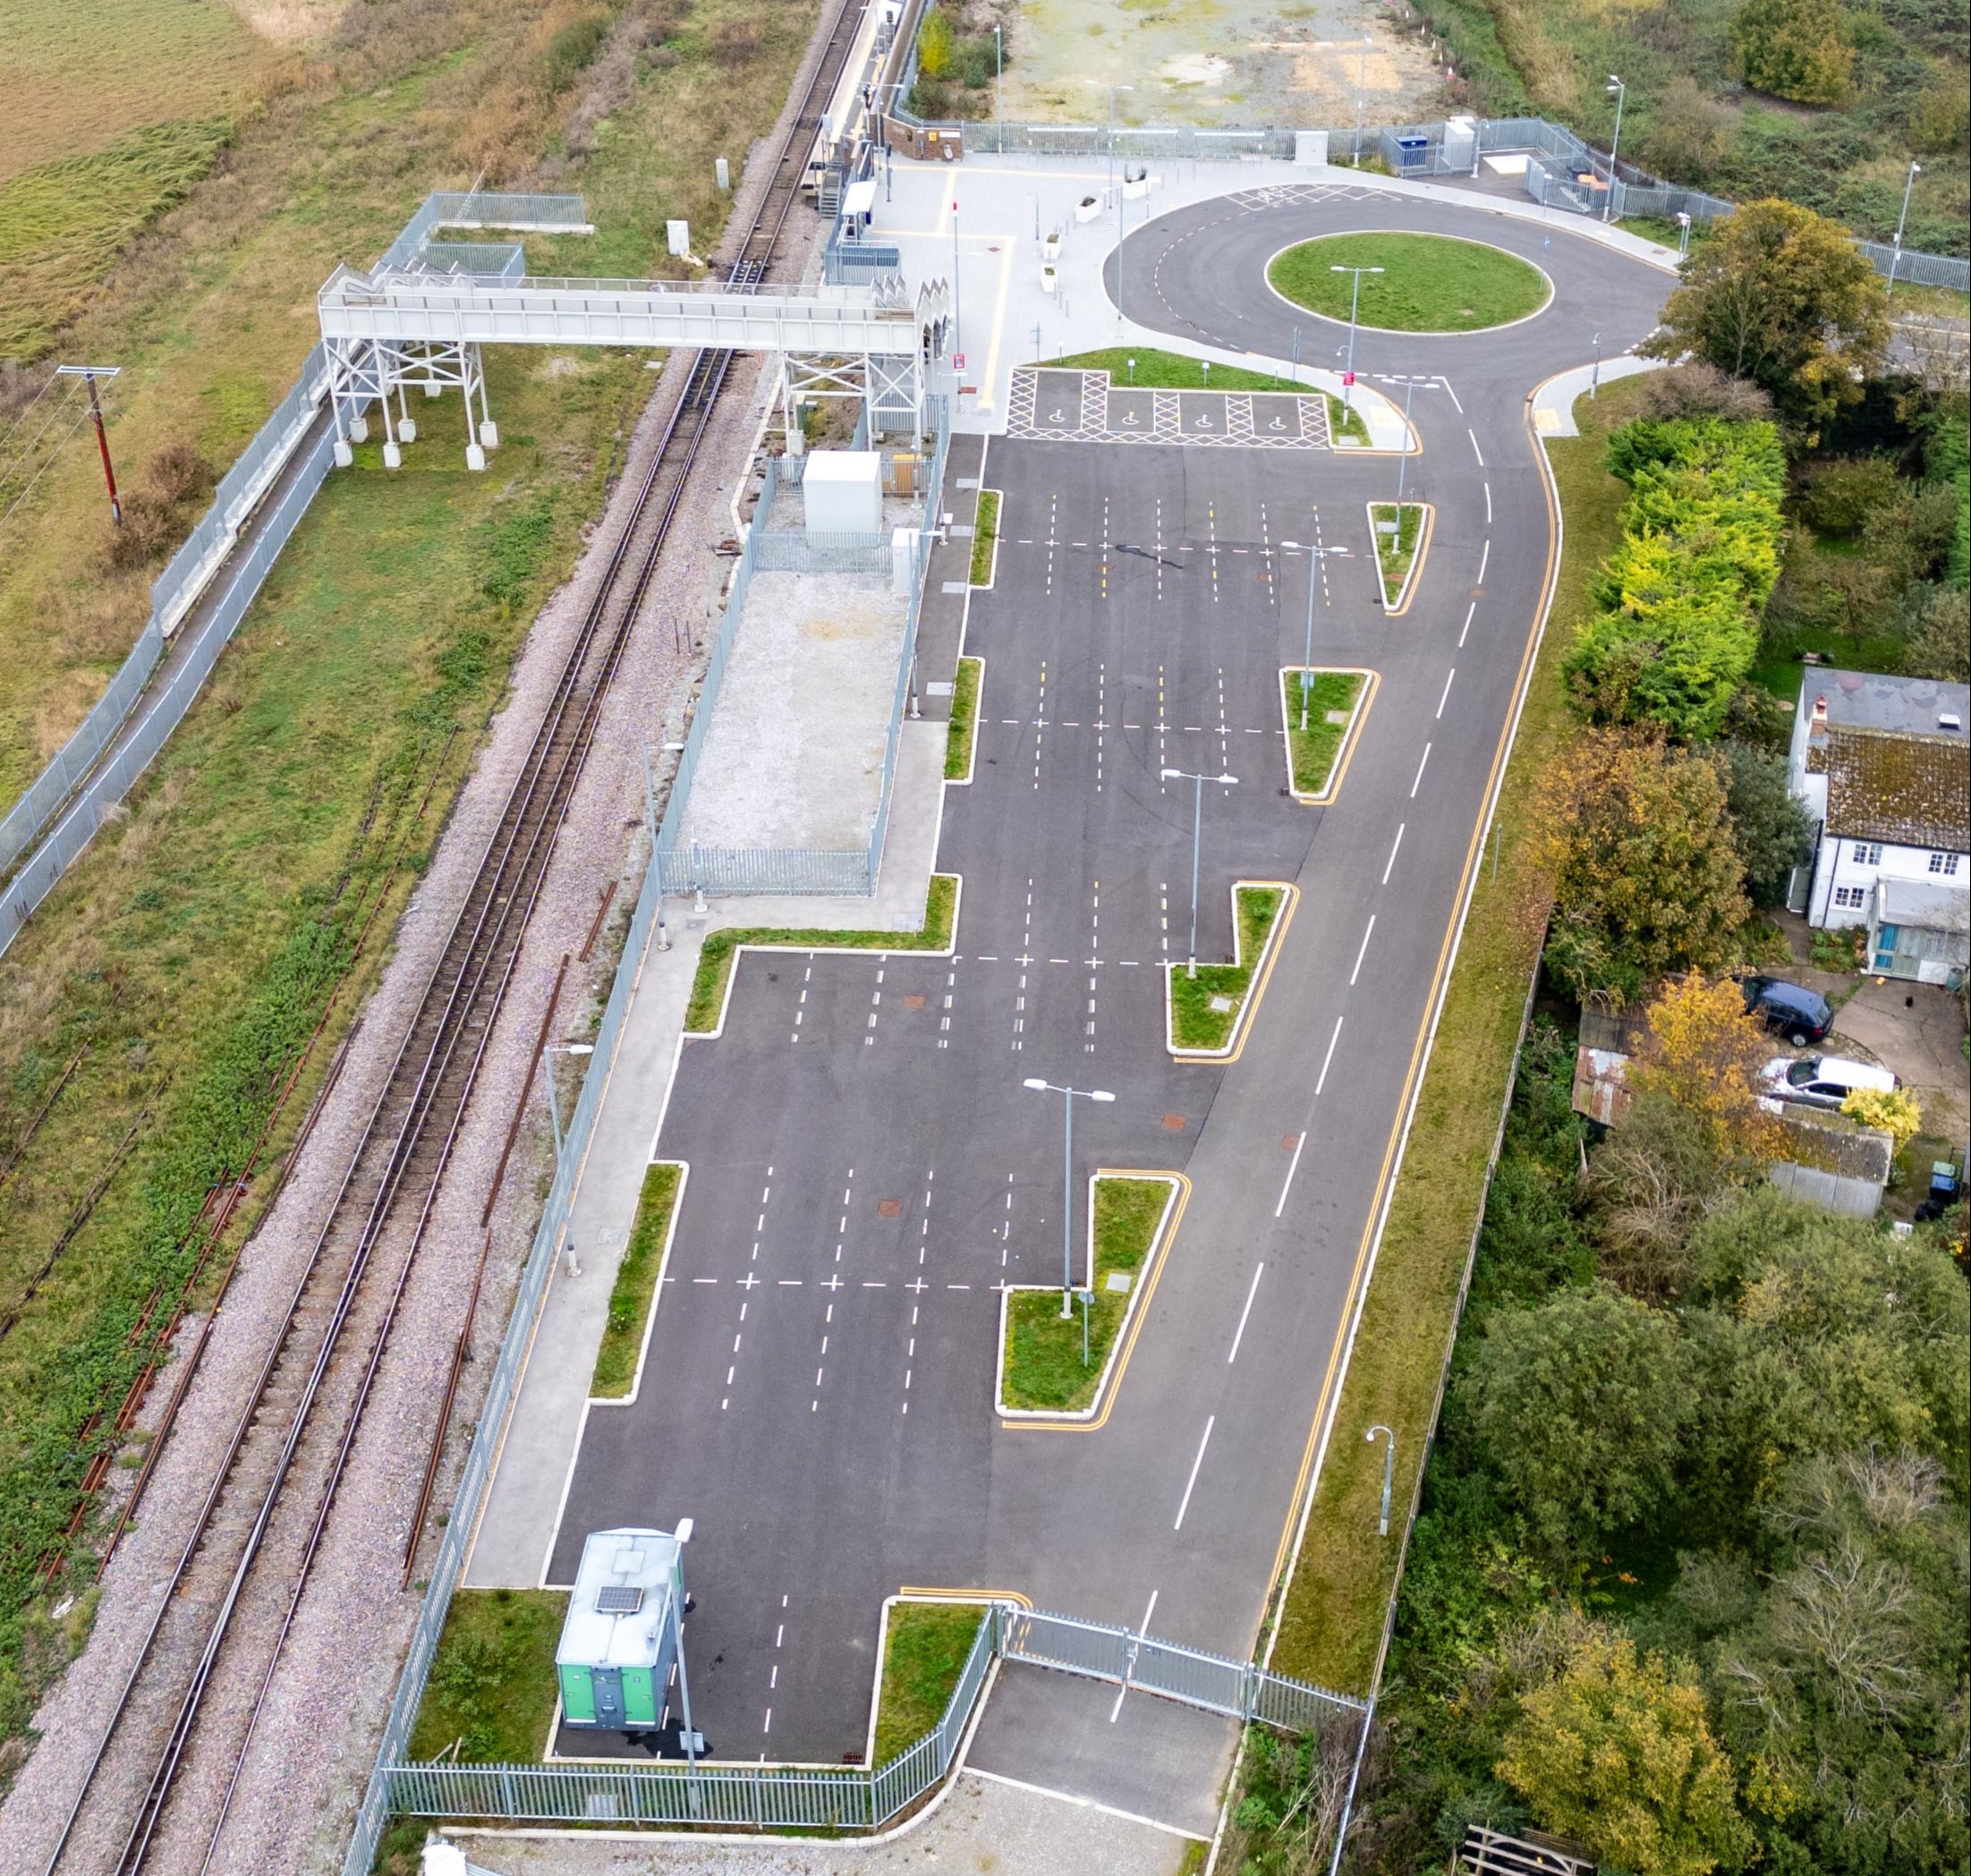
[1330,265,1382,412]
[1023,1078,1116,1314]
[1160,767,1239,978]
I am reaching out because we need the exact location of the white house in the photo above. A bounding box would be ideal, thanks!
[1791,669,1970,988]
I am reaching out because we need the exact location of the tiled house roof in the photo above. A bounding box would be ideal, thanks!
[1823,726,1970,852]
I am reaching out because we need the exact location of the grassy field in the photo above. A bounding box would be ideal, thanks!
[409,1587,567,1761]
[1001,1175,1173,1412]
[592,1162,683,1397]
[1168,885,1285,1052]
[968,489,998,585]
[1268,378,1652,1693]
[685,874,959,1031]
[1267,233,1551,333]
[1369,501,1424,606]
[871,1600,987,1765]
[945,657,981,780]
[0,0,820,1768]
[1280,670,1366,797]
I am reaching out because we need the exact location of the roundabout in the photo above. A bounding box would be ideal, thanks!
[1265,230,1552,333]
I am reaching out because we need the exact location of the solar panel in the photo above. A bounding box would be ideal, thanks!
[595,1585,644,1615]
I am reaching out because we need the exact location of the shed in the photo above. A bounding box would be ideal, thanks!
[556,1527,684,1731]
[803,450,883,537]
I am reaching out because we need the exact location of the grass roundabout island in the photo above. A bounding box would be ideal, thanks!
[1267,232,1551,333]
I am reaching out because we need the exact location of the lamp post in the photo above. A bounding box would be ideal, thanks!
[1395,372,1417,505]
[542,1041,595,1170]
[1365,1426,1395,1535]
[1890,161,1922,294]
[1676,210,1692,258]
[1278,535,1352,727]
[669,1517,699,1778]
[1330,265,1383,412]
[1160,767,1239,978]
[1603,74,1625,223]
[1022,1079,1116,1314]
[994,24,1003,140]
[1354,34,1371,167]
[1589,329,1601,400]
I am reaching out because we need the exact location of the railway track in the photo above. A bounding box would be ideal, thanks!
[41,3,867,1871]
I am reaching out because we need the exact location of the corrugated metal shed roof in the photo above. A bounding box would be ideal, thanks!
[1823,726,1971,853]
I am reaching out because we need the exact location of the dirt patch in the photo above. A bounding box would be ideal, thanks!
[997,0,1444,127]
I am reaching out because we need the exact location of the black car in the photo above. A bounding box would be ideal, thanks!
[1741,975,1832,1047]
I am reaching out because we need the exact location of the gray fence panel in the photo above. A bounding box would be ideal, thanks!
[1859,239,1971,291]
[752,531,891,573]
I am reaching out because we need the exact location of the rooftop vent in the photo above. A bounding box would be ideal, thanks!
[1941,713,1964,734]
[595,1585,645,1615]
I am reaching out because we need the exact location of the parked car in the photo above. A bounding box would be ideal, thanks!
[1740,976,1832,1047]
[1758,1053,1899,1113]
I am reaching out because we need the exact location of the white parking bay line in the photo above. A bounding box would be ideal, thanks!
[1173,1417,1216,1530]
[1228,1263,1265,1359]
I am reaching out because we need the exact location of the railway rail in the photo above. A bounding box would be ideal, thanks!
[40,2,866,1870]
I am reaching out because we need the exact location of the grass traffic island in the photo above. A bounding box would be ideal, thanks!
[999,1174,1180,1415]
[1167,884,1292,1057]
[969,490,999,585]
[871,1600,990,1765]
[1368,500,1430,612]
[946,656,982,781]
[1279,668,1372,802]
[1045,346,1370,443]
[590,1161,684,1399]
[409,1587,567,1762]
[685,874,960,1033]
[1267,233,1551,333]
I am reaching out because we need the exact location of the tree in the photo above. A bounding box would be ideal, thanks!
[1899,587,1970,683]
[916,6,956,79]
[1720,742,1812,905]
[1533,730,1749,1006]
[1644,200,1889,436]
[1497,1627,1754,1876]
[1460,1283,1692,1558]
[1729,0,1854,103]
[1840,1085,1922,1151]
[1630,972,1788,1163]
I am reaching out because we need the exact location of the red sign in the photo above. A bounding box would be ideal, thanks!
[1342,370,1356,386]
[953,352,966,370]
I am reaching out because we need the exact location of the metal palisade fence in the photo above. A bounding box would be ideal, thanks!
[366,1602,1364,1834]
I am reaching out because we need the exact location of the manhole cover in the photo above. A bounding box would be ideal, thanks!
[903,994,926,1009]
[878,1199,903,1218]
[1161,1113,1186,1132]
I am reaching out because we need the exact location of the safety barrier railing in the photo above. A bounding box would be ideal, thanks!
[420,242,528,279]
[752,530,892,573]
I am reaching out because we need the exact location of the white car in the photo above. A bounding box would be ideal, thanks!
[1758,1053,1899,1114]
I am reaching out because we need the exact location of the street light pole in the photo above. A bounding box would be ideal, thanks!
[1890,161,1921,293]
[1354,34,1370,167]
[1160,768,1239,977]
[1603,75,1625,223]
[1023,1079,1116,1314]
[1365,1425,1395,1535]
[1395,373,1417,505]
[1330,265,1383,412]
[541,1041,596,1169]
[994,24,1003,141]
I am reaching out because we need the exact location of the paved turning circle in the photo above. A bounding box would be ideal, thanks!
[1009,367,1332,449]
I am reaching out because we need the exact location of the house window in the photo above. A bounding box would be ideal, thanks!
[1928,852,1960,876]
[1833,886,1867,910]
[1850,842,1882,865]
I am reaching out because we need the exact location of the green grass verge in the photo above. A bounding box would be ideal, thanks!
[1369,501,1424,607]
[872,1601,987,1765]
[591,1162,682,1399]
[1269,379,1651,1692]
[1281,670,1366,796]
[969,489,998,585]
[1047,346,1301,393]
[1268,233,1550,333]
[1168,886,1285,1052]
[1002,1176,1172,1412]
[945,656,981,781]
[1322,393,1370,444]
[409,1588,567,1763]
[685,874,958,1031]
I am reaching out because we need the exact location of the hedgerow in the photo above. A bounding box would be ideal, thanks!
[1565,417,1788,740]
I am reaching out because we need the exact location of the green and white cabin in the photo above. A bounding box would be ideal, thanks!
[555,1527,684,1731]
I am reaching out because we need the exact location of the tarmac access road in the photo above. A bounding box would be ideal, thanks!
[548,187,1669,1830]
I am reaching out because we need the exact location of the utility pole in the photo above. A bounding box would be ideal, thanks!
[1330,266,1383,413]
[1160,768,1239,977]
[57,364,124,526]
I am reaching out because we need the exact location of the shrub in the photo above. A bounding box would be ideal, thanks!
[1899,586,1970,682]
[1797,455,1901,535]
[1635,363,1776,426]
[103,489,183,568]
[916,7,956,80]
[1841,1084,1922,1150]
[143,442,214,506]
[1721,741,1813,904]
[1730,0,1855,103]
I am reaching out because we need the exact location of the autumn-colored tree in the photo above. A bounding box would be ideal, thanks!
[1629,973,1788,1165]
[1643,200,1889,437]
[1533,730,1750,1006]
[1729,0,1854,104]
[1498,1628,1754,1876]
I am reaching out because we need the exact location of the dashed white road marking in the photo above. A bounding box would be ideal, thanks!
[1228,1263,1265,1360]
[1315,1016,1343,1095]
[1382,823,1405,885]
[1174,1416,1215,1530]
